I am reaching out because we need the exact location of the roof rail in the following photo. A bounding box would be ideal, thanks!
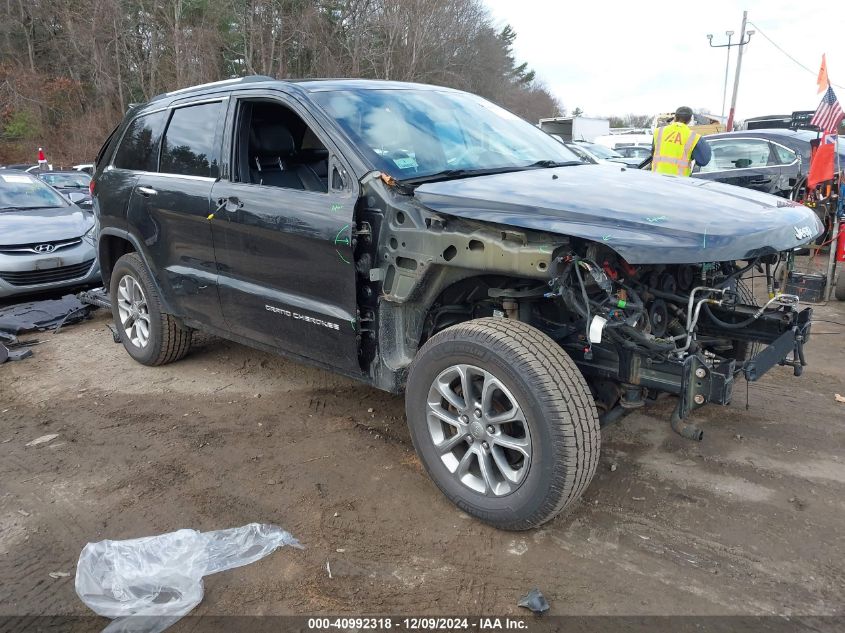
[149,75,276,102]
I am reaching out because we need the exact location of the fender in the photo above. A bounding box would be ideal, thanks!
[97,227,178,316]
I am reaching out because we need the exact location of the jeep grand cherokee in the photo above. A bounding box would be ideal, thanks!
[92,77,821,530]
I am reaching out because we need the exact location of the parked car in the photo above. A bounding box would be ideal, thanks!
[0,170,100,299]
[613,144,652,165]
[694,129,845,199]
[37,170,93,207]
[558,141,618,166]
[0,163,53,173]
[569,141,635,166]
[593,132,653,150]
[72,163,95,175]
[93,77,821,530]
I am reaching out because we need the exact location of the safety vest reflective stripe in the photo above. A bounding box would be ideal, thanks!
[653,157,691,167]
[682,131,699,159]
[653,126,664,159]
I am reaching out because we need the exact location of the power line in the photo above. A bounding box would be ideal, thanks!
[748,21,844,90]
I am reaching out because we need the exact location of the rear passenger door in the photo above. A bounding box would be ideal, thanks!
[209,92,361,373]
[695,138,784,194]
[126,98,227,327]
[97,111,167,236]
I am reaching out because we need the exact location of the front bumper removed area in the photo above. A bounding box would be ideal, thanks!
[677,306,812,421]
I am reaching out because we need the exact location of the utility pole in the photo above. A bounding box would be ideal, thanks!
[706,30,734,118]
[725,11,755,131]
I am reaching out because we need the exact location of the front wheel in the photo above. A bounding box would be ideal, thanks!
[405,318,600,530]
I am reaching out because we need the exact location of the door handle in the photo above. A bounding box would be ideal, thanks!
[137,186,157,196]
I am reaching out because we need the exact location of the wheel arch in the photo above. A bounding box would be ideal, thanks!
[374,270,551,392]
[97,229,176,314]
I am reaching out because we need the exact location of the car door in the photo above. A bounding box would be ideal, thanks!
[125,98,227,327]
[769,141,802,197]
[97,111,169,237]
[694,138,783,193]
[209,92,361,373]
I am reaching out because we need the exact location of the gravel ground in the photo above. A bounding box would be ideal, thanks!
[1,299,844,626]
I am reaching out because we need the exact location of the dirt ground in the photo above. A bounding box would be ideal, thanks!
[1,298,844,623]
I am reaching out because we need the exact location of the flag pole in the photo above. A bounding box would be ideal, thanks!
[825,131,841,300]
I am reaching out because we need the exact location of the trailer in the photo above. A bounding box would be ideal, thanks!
[538,116,610,142]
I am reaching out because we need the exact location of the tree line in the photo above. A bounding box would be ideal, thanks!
[0,0,562,165]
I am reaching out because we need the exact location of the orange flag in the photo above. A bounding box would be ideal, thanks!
[817,54,830,94]
[808,133,836,189]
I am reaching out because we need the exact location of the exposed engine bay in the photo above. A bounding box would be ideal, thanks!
[352,173,820,441]
[417,245,812,440]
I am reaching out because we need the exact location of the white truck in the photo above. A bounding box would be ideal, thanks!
[538,116,610,142]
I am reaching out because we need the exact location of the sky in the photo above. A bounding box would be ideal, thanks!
[484,0,844,121]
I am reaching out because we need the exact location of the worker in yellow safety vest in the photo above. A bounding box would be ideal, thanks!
[651,106,711,176]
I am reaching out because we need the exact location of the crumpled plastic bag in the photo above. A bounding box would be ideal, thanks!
[75,523,301,633]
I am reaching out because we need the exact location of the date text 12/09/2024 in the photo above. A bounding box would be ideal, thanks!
[307,617,530,630]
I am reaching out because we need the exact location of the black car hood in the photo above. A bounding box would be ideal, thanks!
[0,206,93,245]
[414,165,824,264]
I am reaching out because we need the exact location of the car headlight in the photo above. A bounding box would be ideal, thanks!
[82,223,98,246]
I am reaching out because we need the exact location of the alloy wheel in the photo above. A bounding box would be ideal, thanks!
[426,364,532,496]
[116,274,151,348]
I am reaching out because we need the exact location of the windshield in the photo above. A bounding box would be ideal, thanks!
[0,173,70,210]
[41,172,91,188]
[578,143,623,159]
[313,89,582,180]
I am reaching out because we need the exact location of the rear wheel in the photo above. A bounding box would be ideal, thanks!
[109,253,192,366]
[836,269,845,301]
[405,318,600,530]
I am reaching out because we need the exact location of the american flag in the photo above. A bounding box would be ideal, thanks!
[811,86,844,133]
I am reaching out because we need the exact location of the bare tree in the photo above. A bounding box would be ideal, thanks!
[0,0,561,164]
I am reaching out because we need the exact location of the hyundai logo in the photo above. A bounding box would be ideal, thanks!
[33,243,56,254]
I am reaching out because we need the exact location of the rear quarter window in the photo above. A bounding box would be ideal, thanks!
[113,111,168,172]
[160,102,223,178]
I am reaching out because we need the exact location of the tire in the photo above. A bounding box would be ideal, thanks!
[405,318,600,530]
[836,270,845,301]
[109,252,192,366]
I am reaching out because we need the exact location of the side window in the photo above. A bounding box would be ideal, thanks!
[700,139,774,172]
[234,99,329,193]
[773,143,797,165]
[160,102,223,178]
[112,111,168,172]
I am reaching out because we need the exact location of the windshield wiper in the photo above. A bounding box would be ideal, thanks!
[399,167,521,186]
[526,160,584,168]
[0,205,59,211]
[398,160,584,187]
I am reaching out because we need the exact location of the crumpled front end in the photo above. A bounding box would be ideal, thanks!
[540,249,812,439]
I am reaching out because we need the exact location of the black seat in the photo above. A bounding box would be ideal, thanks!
[249,123,325,192]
